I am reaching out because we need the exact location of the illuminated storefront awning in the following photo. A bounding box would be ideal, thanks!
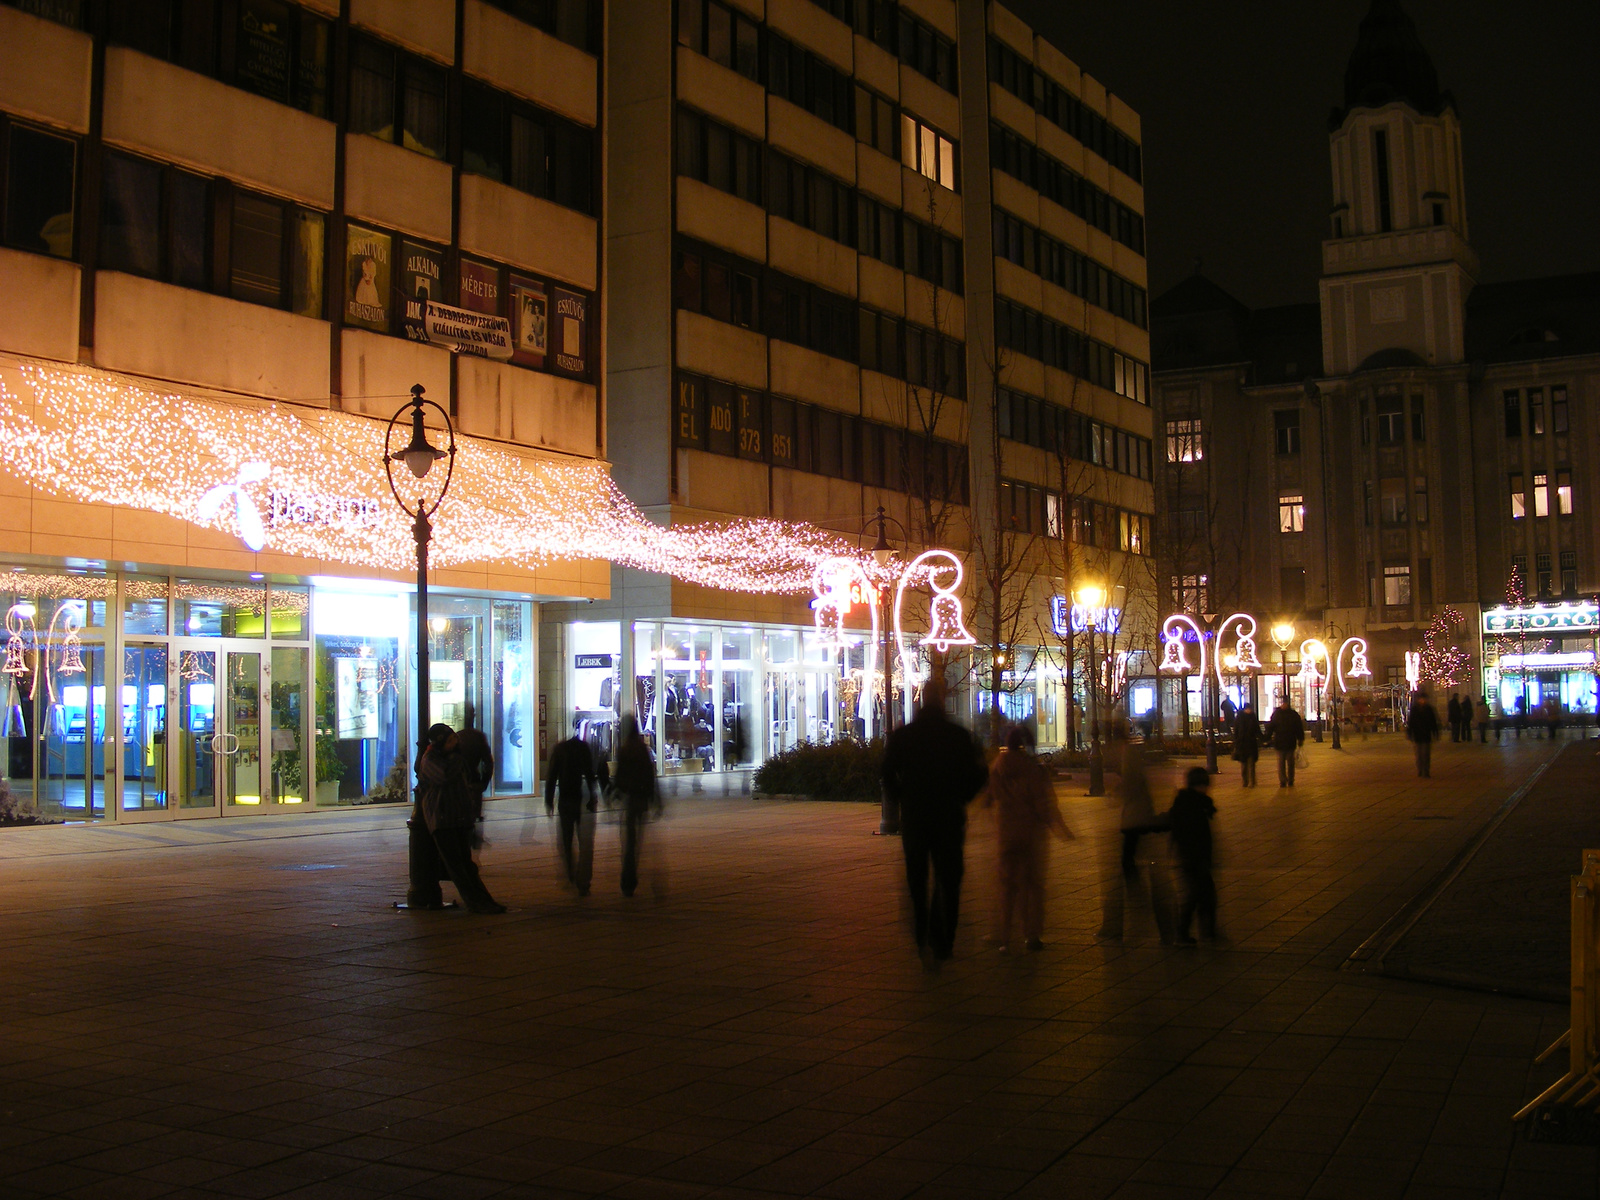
[0,360,860,595]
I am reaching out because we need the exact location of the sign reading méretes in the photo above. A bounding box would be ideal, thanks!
[424,300,514,360]
[1482,601,1598,634]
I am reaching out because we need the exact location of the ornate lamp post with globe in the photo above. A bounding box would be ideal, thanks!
[1271,621,1296,708]
[1075,581,1107,796]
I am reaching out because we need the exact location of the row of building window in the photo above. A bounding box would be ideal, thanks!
[673,242,966,397]
[841,0,959,94]
[1000,479,1151,555]
[1512,552,1580,599]
[1358,392,1424,446]
[997,387,1153,481]
[986,38,1142,184]
[1510,471,1574,519]
[1362,477,1429,526]
[993,208,1147,329]
[1504,386,1570,438]
[24,0,594,53]
[994,299,1149,405]
[990,123,1145,256]
[675,107,961,292]
[674,371,970,501]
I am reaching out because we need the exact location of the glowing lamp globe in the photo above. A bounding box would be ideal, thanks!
[1271,622,1295,650]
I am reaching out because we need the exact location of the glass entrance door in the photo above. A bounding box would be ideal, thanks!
[120,643,169,816]
[221,650,263,808]
[174,647,219,816]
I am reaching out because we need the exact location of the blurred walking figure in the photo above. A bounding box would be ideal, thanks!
[1096,737,1171,944]
[1493,695,1506,741]
[1476,695,1491,742]
[1447,693,1462,742]
[545,718,599,895]
[1168,766,1217,943]
[613,714,660,897]
[984,726,1072,953]
[882,680,989,965]
[1407,690,1440,777]
[1220,695,1237,735]
[409,721,505,913]
[1460,694,1474,743]
[1232,702,1261,786]
[1266,696,1304,787]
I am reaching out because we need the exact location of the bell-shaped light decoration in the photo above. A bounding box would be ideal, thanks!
[58,633,85,676]
[921,593,976,652]
[1349,646,1371,678]
[2,633,24,676]
[1159,636,1191,673]
[811,560,854,651]
[1233,634,1263,672]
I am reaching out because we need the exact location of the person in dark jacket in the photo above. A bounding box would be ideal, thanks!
[1266,697,1305,787]
[545,719,599,895]
[409,722,504,913]
[1231,702,1261,787]
[1167,766,1217,943]
[1446,693,1462,742]
[613,713,660,897]
[881,680,989,964]
[1407,690,1441,777]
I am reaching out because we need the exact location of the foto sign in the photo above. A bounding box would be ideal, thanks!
[424,300,513,360]
[1482,601,1598,634]
[1050,595,1122,636]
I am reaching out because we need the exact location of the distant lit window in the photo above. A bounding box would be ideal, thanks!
[1383,564,1411,607]
[1166,418,1203,463]
[1278,493,1304,533]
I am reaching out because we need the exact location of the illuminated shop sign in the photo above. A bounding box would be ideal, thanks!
[1482,601,1598,634]
[1049,595,1122,635]
[1497,651,1596,670]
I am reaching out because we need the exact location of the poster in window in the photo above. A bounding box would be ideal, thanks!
[675,375,705,450]
[236,0,293,105]
[459,257,500,315]
[552,287,588,378]
[510,274,547,368]
[344,224,391,331]
[399,241,443,343]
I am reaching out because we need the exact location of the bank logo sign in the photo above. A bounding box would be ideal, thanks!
[1482,601,1598,634]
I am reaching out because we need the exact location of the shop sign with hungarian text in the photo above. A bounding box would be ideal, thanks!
[424,300,513,360]
[1481,600,1598,634]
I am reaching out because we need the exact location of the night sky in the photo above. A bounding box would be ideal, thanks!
[1007,0,1600,312]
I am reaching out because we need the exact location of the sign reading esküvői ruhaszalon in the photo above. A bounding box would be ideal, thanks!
[424,300,513,360]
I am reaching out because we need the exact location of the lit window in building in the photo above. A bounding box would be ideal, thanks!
[1534,472,1549,517]
[1278,493,1305,533]
[1558,470,1573,515]
[900,113,957,190]
[1529,388,1545,435]
[1383,564,1411,607]
[1165,418,1203,463]
[1171,573,1209,615]
[1510,473,1525,519]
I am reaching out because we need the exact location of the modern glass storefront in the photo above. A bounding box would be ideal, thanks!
[1482,599,1599,717]
[1,567,536,821]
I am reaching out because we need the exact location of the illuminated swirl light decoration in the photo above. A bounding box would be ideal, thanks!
[1298,639,1330,687]
[892,550,976,688]
[1159,613,1205,678]
[0,362,868,595]
[1336,637,1371,694]
[1213,613,1260,696]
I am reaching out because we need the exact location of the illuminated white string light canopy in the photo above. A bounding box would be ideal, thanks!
[0,363,865,595]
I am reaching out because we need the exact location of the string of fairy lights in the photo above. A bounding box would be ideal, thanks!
[0,362,866,595]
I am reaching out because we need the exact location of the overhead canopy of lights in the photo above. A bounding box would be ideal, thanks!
[0,361,871,596]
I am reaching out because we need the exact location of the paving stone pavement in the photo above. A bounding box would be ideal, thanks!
[0,733,1593,1200]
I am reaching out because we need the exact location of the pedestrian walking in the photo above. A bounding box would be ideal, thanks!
[882,680,989,965]
[1407,690,1440,777]
[409,722,505,913]
[1220,695,1237,735]
[1096,737,1171,944]
[1514,695,1528,739]
[545,718,599,895]
[1266,696,1305,787]
[1546,697,1562,740]
[613,714,660,897]
[1493,695,1506,741]
[1167,766,1218,943]
[984,726,1073,953]
[1475,695,1490,742]
[1447,693,1462,742]
[1232,702,1261,786]
[1460,694,1474,743]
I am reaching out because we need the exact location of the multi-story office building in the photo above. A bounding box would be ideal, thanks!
[555,0,1154,776]
[1151,0,1600,723]
[0,0,605,820]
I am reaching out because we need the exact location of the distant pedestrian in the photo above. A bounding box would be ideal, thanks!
[984,726,1073,953]
[1232,702,1261,787]
[1407,690,1440,777]
[613,714,660,897]
[1096,737,1171,943]
[1546,697,1562,741]
[410,722,505,914]
[1459,695,1474,743]
[1493,696,1506,741]
[546,719,599,895]
[1167,766,1218,944]
[882,680,989,965]
[1514,695,1528,739]
[1220,696,1237,735]
[1447,693,1462,742]
[1475,695,1490,743]
[1266,696,1305,787]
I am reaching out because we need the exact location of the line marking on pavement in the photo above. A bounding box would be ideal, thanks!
[1343,747,1561,972]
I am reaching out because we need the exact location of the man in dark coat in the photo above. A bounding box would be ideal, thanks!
[1265,696,1305,787]
[1446,693,1462,742]
[881,681,989,964]
[410,721,504,913]
[1219,695,1237,735]
[1231,702,1261,787]
[1167,766,1217,943]
[1407,690,1441,777]
[546,718,599,895]
[614,714,659,897]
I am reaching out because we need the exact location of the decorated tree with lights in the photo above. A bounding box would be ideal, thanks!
[1419,606,1472,688]
[1502,563,1530,714]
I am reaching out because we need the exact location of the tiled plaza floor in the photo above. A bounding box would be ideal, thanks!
[0,733,1592,1199]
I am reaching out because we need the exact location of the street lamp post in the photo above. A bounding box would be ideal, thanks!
[870,506,904,836]
[383,385,456,901]
[1200,612,1219,774]
[1077,583,1106,796]
[1271,621,1295,710]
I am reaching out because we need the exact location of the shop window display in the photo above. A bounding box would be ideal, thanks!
[315,589,406,804]
[567,621,619,770]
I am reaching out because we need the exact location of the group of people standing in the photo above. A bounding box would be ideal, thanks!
[1228,696,1306,787]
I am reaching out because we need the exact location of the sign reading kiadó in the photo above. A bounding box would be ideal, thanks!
[424,300,514,360]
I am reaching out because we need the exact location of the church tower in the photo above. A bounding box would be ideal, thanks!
[1319,0,1479,374]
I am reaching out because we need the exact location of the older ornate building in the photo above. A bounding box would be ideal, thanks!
[1152,0,1600,720]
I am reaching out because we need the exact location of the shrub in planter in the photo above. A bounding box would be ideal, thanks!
[754,738,884,800]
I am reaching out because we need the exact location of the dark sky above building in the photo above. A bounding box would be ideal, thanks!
[1007,0,1600,310]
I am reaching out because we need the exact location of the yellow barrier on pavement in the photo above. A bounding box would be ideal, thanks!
[1514,849,1600,1121]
